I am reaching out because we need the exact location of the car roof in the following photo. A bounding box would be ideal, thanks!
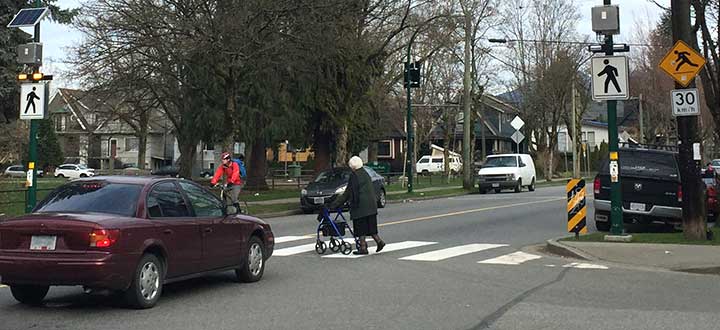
[71,175,179,186]
[619,147,676,155]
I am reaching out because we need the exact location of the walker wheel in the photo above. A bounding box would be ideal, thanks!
[329,238,340,252]
[341,242,352,255]
[315,241,327,254]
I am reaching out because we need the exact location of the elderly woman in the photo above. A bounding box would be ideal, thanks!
[330,156,385,255]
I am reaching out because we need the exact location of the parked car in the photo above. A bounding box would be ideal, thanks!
[711,159,720,172]
[476,154,536,193]
[151,165,180,177]
[593,147,681,231]
[3,165,43,178]
[200,168,215,178]
[0,176,274,308]
[415,155,462,175]
[54,164,95,179]
[702,168,719,222]
[301,167,386,213]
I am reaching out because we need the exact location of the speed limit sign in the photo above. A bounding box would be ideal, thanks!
[671,88,699,117]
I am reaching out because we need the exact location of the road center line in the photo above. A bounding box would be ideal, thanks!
[300,197,564,237]
[379,197,565,227]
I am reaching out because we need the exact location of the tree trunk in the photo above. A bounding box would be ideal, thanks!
[313,128,332,172]
[137,111,149,170]
[246,139,269,190]
[223,76,237,153]
[335,124,349,167]
[177,136,196,179]
[367,141,378,163]
[462,12,473,190]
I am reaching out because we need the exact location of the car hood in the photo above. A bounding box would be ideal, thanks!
[478,167,519,175]
[305,181,346,194]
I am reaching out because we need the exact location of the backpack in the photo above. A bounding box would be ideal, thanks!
[233,159,247,179]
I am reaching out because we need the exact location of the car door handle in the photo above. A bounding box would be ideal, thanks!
[203,227,213,233]
[163,229,173,235]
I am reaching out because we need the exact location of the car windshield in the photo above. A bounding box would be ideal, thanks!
[34,182,143,217]
[713,160,720,167]
[483,156,518,168]
[314,169,350,183]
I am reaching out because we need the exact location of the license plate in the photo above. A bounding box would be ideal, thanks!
[30,235,57,251]
[630,203,646,211]
[491,183,500,188]
[313,197,324,204]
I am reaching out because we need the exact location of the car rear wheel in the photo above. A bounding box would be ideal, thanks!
[10,284,49,306]
[528,178,536,192]
[124,254,163,309]
[80,174,87,177]
[56,174,64,178]
[236,236,265,283]
[377,189,386,208]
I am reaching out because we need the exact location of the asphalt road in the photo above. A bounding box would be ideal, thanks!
[1,185,719,330]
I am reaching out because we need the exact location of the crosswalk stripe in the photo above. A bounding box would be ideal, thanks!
[399,243,508,261]
[323,241,437,259]
[477,251,542,265]
[274,243,318,256]
[274,235,313,244]
[563,262,608,270]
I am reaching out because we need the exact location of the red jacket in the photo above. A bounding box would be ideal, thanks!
[211,162,242,186]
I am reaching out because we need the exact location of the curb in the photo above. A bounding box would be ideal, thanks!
[545,238,595,261]
[253,209,303,219]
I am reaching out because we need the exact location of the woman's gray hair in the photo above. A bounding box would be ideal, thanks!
[348,156,363,170]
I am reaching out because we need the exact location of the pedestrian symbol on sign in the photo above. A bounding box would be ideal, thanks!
[597,59,621,93]
[673,50,699,71]
[24,87,40,114]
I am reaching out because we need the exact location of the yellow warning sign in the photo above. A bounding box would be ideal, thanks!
[659,40,706,87]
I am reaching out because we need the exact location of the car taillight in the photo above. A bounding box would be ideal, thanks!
[678,185,683,203]
[89,229,120,248]
[593,177,600,195]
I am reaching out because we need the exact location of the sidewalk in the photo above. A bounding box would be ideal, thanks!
[547,238,720,275]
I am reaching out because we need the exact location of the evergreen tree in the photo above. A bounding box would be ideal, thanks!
[36,118,63,171]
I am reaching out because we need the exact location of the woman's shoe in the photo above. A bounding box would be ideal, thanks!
[353,249,369,255]
[375,240,386,253]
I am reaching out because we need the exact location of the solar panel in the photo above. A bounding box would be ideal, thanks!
[7,8,49,28]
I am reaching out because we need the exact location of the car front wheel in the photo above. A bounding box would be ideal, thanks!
[124,253,163,309]
[10,284,49,306]
[236,236,265,283]
[514,179,522,193]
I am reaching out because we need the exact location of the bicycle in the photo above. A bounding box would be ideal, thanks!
[213,183,249,215]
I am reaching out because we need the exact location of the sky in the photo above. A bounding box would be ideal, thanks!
[25,0,670,90]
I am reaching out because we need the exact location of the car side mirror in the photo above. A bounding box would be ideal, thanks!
[520,162,526,167]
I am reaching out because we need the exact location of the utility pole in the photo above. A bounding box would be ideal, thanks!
[638,93,644,144]
[572,83,579,178]
[462,10,473,190]
[671,0,706,240]
[603,0,623,236]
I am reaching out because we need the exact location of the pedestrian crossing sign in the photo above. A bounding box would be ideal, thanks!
[659,40,706,87]
[591,55,629,101]
[19,83,46,120]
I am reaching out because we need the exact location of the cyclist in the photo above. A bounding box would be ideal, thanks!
[211,152,243,211]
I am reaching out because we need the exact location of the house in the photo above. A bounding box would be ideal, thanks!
[556,120,638,153]
[48,88,175,170]
[430,94,522,159]
[428,144,460,158]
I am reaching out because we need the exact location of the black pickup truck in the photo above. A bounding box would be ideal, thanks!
[593,148,682,231]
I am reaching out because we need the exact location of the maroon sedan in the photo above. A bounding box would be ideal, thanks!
[0,176,274,308]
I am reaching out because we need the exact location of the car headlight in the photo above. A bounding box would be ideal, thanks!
[301,189,307,196]
[335,185,347,194]
[508,173,516,180]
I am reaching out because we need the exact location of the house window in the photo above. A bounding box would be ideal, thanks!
[204,143,215,151]
[377,140,393,158]
[125,137,139,152]
[587,132,596,147]
[55,115,66,131]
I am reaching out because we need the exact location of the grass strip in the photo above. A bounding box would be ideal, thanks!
[560,226,720,246]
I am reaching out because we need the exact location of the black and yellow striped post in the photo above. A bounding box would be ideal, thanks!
[567,179,588,238]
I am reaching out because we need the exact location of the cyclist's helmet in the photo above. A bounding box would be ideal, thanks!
[221,152,231,161]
